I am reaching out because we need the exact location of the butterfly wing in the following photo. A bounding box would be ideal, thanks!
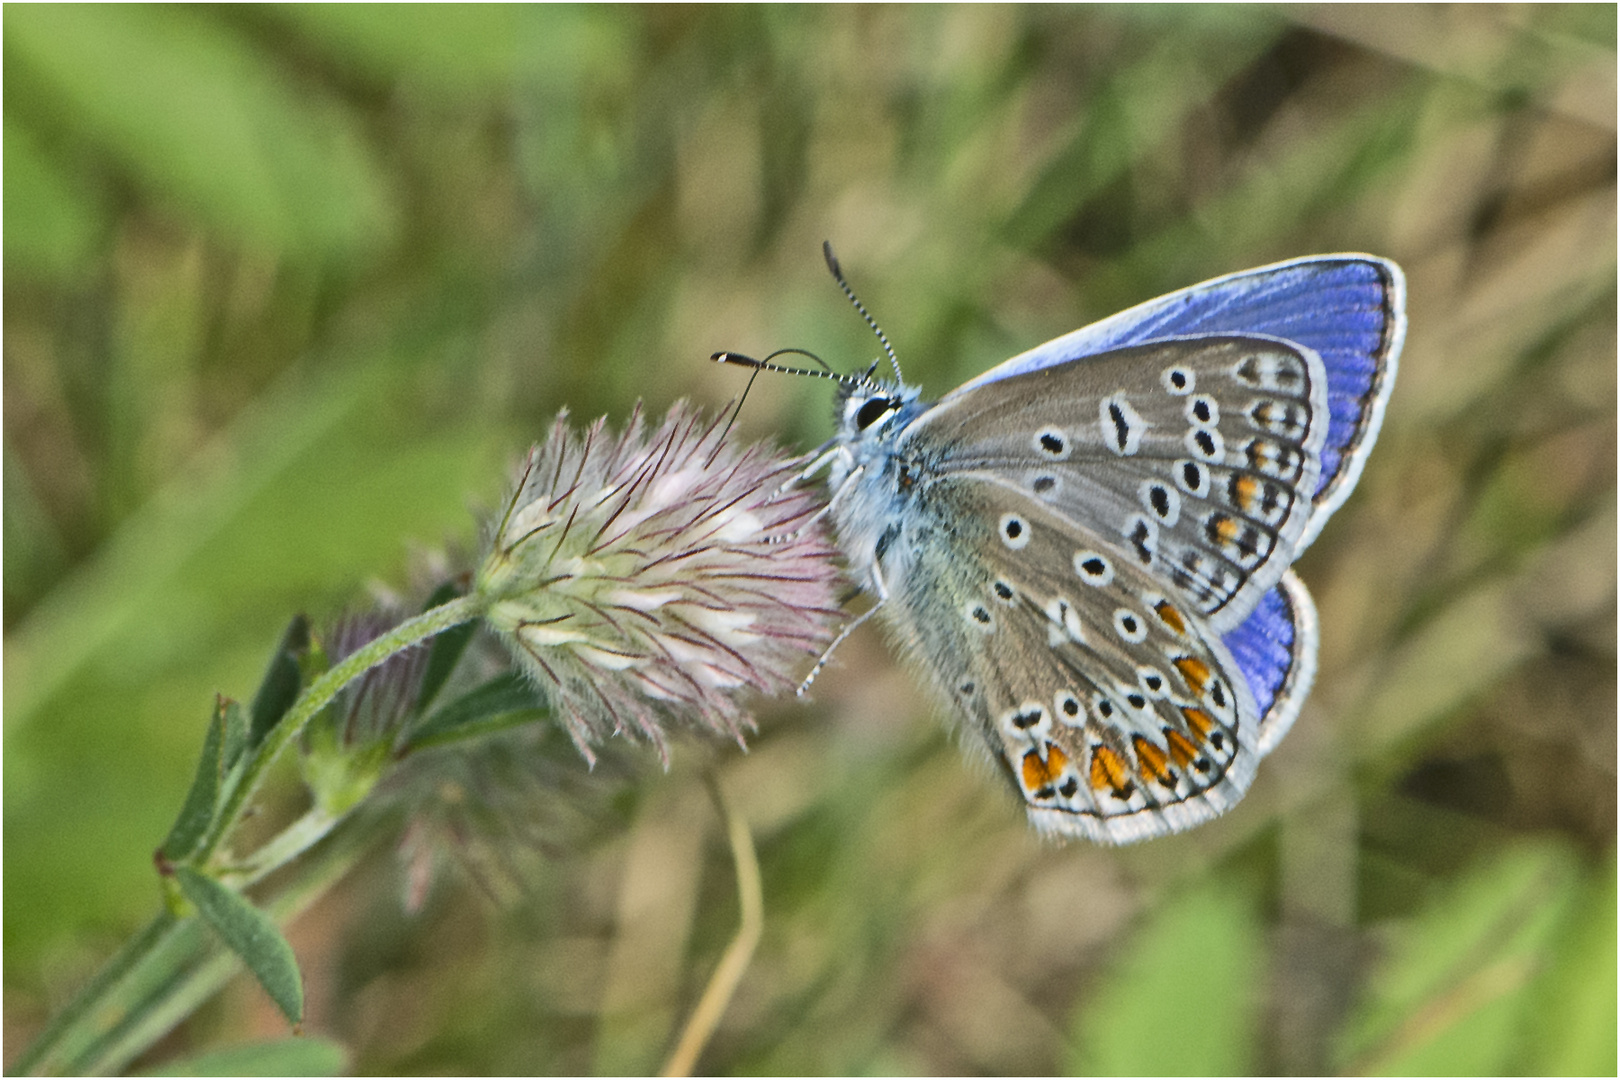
[876,470,1263,844]
[903,335,1330,633]
[956,256,1403,547]
[1223,569,1318,758]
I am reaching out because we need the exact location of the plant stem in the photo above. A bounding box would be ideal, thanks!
[660,780,763,1078]
[8,912,183,1076]
[14,593,486,1076]
[194,592,487,867]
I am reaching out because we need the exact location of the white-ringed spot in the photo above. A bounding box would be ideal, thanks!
[1139,479,1181,526]
[1186,425,1225,462]
[1186,395,1219,426]
[1032,426,1071,460]
[999,512,1031,550]
[1161,366,1195,395]
[1113,607,1148,643]
[991,579,1018,605]
[1073,550,1114,586]
[1100,392,1147,456]
[1054,691,1085,725]
[1174,458,1210,497]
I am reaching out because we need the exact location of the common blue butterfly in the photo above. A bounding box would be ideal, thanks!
[719,247,1403,844]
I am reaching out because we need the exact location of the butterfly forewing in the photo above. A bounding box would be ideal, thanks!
[952,255,1404,549]
[879,472,1263,845]
[903,336,1329,632]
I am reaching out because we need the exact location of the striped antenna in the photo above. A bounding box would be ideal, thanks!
[712,348,867,389]
[822,241,902,383]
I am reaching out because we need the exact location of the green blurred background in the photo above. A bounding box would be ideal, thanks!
[5,5,1614,1074]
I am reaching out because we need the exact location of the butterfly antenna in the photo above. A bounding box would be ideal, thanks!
[712,348,866,389]
[822,241,902,384]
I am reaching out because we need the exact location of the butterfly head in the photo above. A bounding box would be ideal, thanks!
[830,375,927,487]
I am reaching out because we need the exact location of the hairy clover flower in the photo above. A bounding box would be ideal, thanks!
[475,403,842,762]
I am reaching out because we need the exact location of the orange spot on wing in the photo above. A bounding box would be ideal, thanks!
[1089,744,1132,797]
[1154,600,1187,635]
[1132,736,1173,786]
[1181,706,1216,740]
[1216,516,1242,543]
[1021,743,1070,796]
[1174,656,1211,691]
[1232,474,1259,511]
[1163,728,1200,768]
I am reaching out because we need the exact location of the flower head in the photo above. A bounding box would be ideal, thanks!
[474,403,842,763]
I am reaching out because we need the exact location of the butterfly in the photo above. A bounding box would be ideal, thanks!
[718,245,1403,844]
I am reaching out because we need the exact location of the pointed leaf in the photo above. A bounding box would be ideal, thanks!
[220,699,249,770]
[175,867,303,1025]
[403,671,546,751]
[249,614,310,749]
[140,1036,346,1077]
[159,698,227,861]
[414,583,477,714]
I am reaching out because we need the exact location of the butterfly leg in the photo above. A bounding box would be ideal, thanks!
[796,556,889,697]
[766,459,862,547]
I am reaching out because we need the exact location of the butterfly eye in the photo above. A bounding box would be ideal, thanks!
[855,397,894,430]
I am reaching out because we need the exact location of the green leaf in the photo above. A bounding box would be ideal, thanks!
[174,867,303,1025]
[403,671,547,751]
[158,698,228,861]
[414,583,477,715]
[140,1036,347,1077]
[249,615,310,750]
[1066,873,1266,1075]
[220,700,249,772]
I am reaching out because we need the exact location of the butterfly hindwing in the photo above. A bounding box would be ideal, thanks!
[874,471,1263,845]
[1222,569,1319,758]
[905,335,1329,633]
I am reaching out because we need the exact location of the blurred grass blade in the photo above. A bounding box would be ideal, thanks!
[1515,849,1618,1075]
[138,1036,347,1077]
[174,868,303,1026]
[1066,874,1266,1075]
[1335,842,1581,1075]
[2,115,106,280]
[5,5,395,262]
